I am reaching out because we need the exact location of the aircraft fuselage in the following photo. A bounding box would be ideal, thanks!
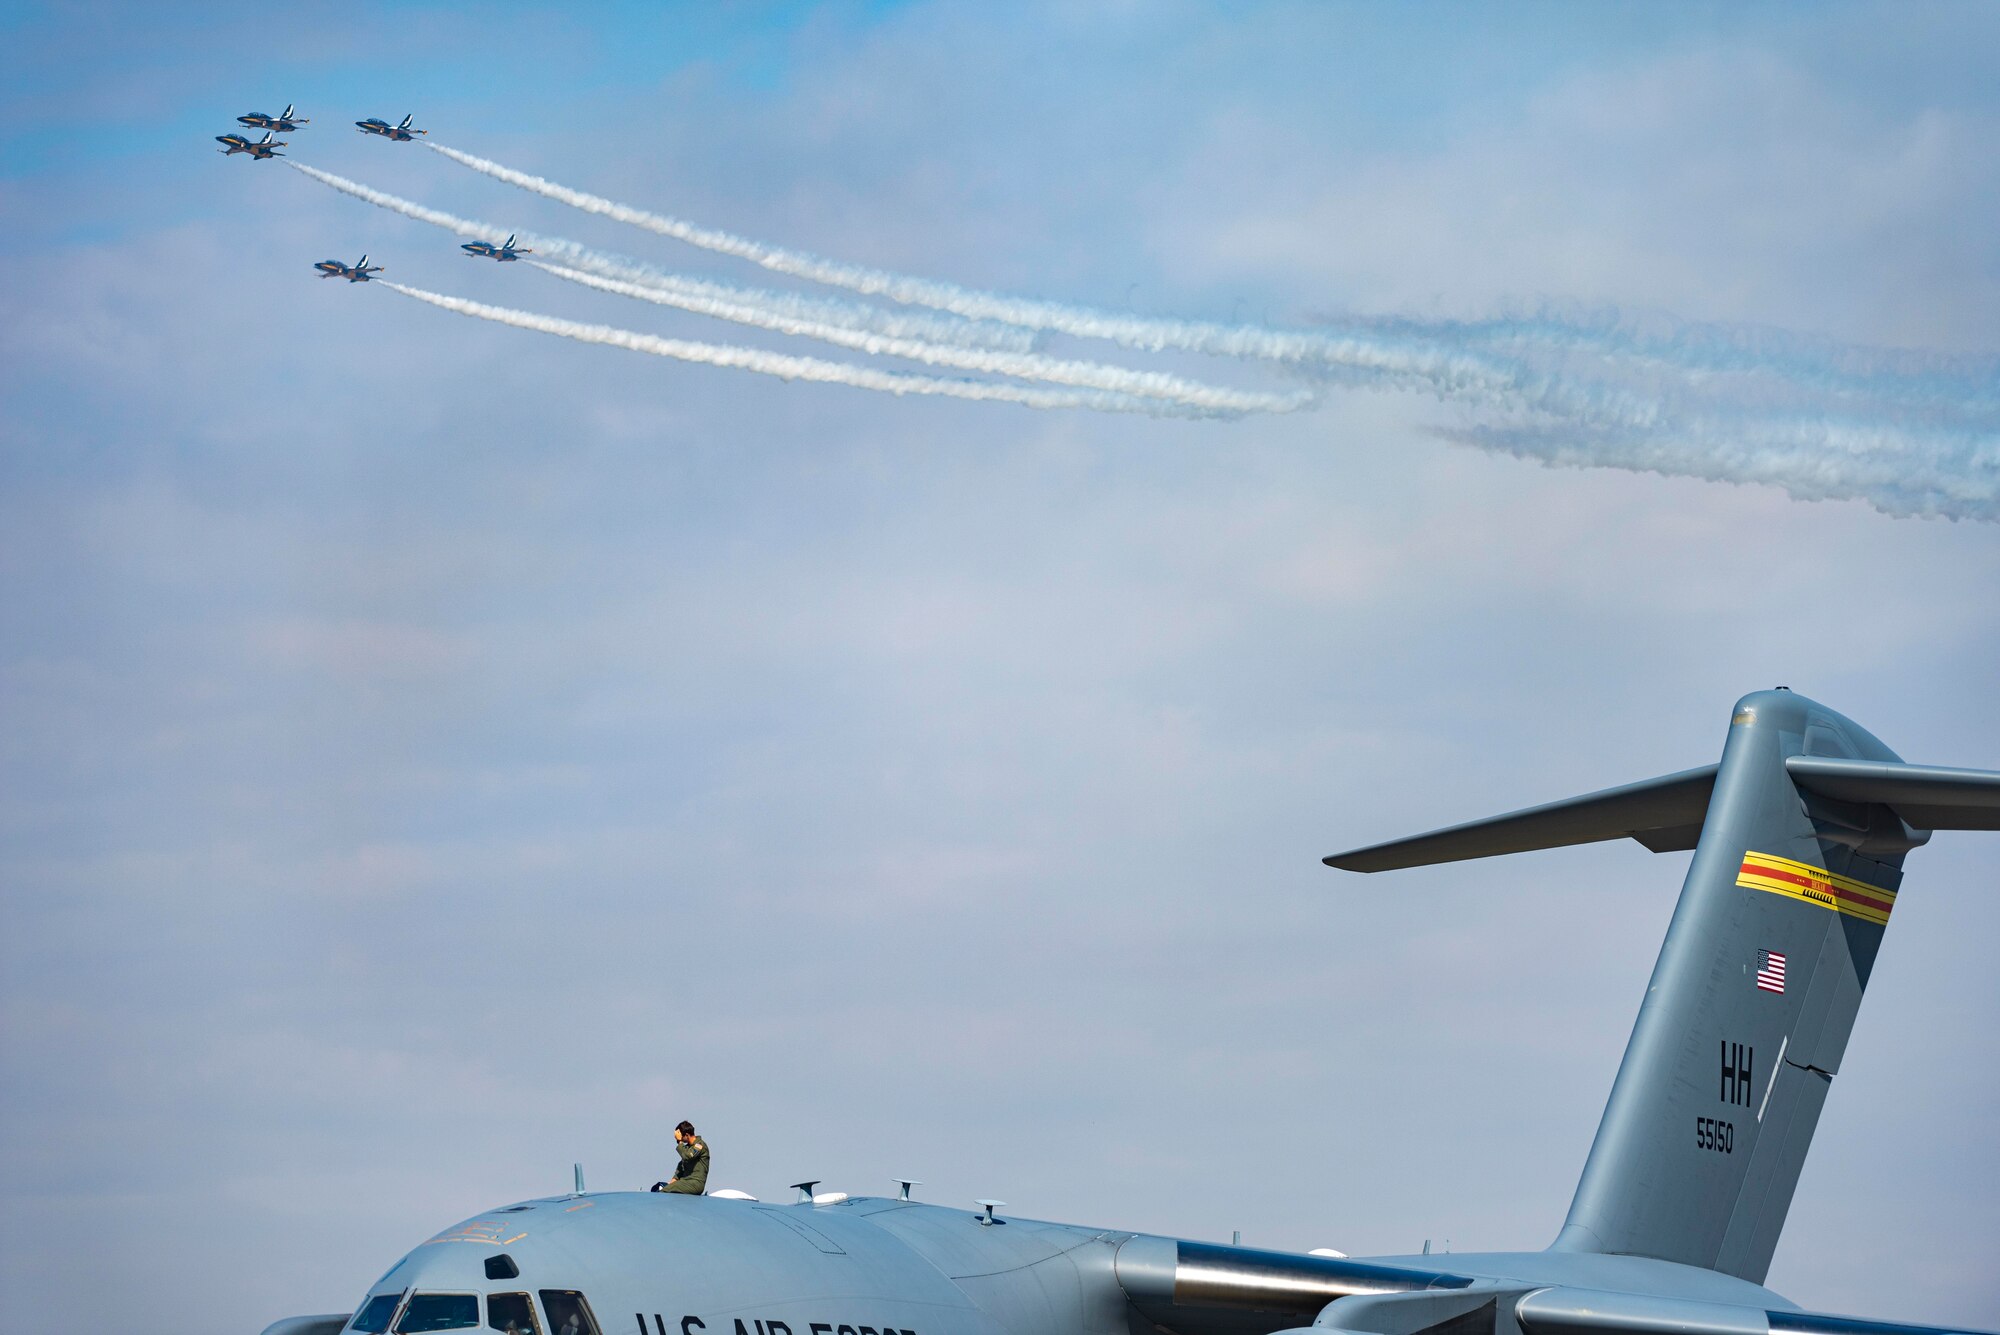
[332,1191,1791,1335]
[217,133,284,159]
[356,118,424,141]
[240,112,307,132]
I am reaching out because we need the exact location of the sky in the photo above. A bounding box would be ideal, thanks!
[1,3,1997,1332]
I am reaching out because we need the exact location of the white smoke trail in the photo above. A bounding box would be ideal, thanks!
[286,158,1306,412]
[300,158,2000,520]
[1420,307,2000,413]
[1455,417,2000,522]
[374,282,1232,417]
[532,262,1311,413]
[423,142,1598,388]
[282,160,1039,353]
[295,155,1654,427]
[426,142,2000,421]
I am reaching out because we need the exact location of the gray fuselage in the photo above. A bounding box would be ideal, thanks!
[354,1190,1791,1335]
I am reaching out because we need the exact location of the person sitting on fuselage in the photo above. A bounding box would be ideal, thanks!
[651,1120,709,1195]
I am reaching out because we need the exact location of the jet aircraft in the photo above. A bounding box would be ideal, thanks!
[355,113,425,141]
[215,130,284,160]
[313,255,382,282]
[260,688,1998,1335]
[461,234,532,261]
[238,104,308,132]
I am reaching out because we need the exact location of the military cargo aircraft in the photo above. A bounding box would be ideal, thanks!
[313,255,382,282]
[238,104,309,132]
[216,130,284,159]
[461,234,532,261]
[260,689,1998,1335]
[356,113,425,141]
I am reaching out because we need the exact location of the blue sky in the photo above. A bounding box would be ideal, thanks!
[2,4,1997,1333]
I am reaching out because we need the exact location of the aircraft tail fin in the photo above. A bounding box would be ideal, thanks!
[1326,689,1999,1283]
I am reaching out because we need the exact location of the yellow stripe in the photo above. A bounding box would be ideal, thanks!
[1739,873,1893,926]
[1738,862,1896,924]
[1742,851,1898,903]
[1736,851,1895,926]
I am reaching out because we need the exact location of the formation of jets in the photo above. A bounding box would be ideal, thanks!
[237,104,309,132]
[313,255,382,282]
[461,233,532,261]
[215,106,432,163]
[355,113,425,141]
[216,104,529,286]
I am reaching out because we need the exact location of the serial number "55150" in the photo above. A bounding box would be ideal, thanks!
[1695,1117,1735,1153]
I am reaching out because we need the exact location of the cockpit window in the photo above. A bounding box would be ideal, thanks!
[488,1293,542,1334]
[396,1293,481,1332]
[352,1293,403,1333]
[537,1291,601,1335]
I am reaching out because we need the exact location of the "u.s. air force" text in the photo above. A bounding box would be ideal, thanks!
[642,1315,918,1335]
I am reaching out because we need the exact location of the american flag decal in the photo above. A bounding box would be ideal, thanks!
[1756,948,1787,994]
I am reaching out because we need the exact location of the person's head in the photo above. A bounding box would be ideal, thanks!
[676,1119,695,1140]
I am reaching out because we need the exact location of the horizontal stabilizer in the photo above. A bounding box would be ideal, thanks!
[1786,756,2000,830]
[1323,766,1717,872]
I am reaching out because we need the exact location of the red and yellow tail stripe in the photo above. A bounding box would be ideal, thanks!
[1737,851,1895,926]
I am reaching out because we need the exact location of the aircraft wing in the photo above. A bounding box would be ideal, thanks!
[1322,765,1718,871]
[1516,1287,1993,1335]
[1113,1242,1995,1335]
[1116,1238,1483,1335]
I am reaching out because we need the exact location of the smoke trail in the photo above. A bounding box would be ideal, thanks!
[1430,354,2000,521]
[1383,307,2000,419]
[285,158,1306,411]
[427,143,2000,419]
[1453,416,2000,522]
[418,142,1368,359]
[424,141,1752,437]
[282,160,1039,353]
[533,262,1311,413]
[423,143,1596,385]
[299,155,1652,427]
[375,283,1233,417]
[301,158,2000,520]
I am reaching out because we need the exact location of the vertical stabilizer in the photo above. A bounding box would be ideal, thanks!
[1325,688,2000,1282]
[1550,690,1916,1280]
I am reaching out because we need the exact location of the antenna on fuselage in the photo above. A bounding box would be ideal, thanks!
[573,1163,585,1194]
[974,1199,1006,1226]
[894,1178,922,1201]
[790,1180,821,1204]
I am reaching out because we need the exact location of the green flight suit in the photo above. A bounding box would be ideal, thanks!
[666,1136,709,1194]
